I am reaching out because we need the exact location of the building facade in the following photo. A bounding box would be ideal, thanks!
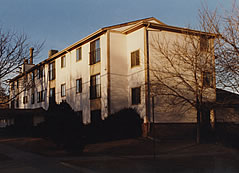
[9,17,216,125]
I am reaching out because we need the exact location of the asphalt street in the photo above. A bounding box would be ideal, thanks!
[1,142,239,173]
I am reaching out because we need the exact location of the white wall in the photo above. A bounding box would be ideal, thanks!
[109,31,128,114]
[126,28,146,119]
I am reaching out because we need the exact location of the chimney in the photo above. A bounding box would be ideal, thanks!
[29,47,34,64]
[48,50,58,58]
[24,58,28,64]
[22,58,28,73]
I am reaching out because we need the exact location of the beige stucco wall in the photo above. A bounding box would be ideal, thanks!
[148,29,216,123]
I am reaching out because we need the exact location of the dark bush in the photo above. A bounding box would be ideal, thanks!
[43,101,85,152]
[41,103,142,150]
[85,108,143,143]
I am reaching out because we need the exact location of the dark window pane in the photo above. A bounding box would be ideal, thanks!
[132,87,141,105]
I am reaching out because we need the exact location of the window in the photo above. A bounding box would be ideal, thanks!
[31,71,35,82]
[31,93,35,104]
[37,90,45,103]
[132,87,141,105]
[49,61,56,81]
[10,100,15,109]
[49,88,55,103]
[203,71,213,87]
[16,80,19,89]
[76,78,82,93]
[23,74,28,87]
[41,90,45,101]
[11,82,14,90]
[23,96,28,104]
[38,66,44,79]
[90,74,101,99]
[37,92,40,103]
[16,98,19,108]
[90,39,100,65]
[61,55,66,68]
[76,47,82,61]
[200,35,209,51]
[61,83,66,97]
[131,50,140,67]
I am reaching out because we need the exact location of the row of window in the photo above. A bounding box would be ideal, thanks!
[16,85,141,108]
[11,47,140,90]
[61,39,100,68]
[15,90,45,107]
[18,75,98,106]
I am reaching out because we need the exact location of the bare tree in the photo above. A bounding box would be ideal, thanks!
[199,1,239,94]
[149,31,216,143]
[0,27,43,105]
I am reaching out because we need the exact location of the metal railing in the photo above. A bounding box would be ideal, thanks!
[89,48,101,65]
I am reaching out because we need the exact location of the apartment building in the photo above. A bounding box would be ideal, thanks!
[9,17,216,125]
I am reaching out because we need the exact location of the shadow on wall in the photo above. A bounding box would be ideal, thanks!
[36,101,143,152]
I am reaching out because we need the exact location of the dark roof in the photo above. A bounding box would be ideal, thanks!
[216,88,239,106]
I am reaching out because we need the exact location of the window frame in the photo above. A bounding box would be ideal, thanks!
[76,78,82,93]
[90,74,101,99]
[61,83,66,97]
[31,92,35,104]
[23,96,28,104]
[37,90,45,103]
[203,71,213,88]
[37,66,44,79]
[89,39,101,65]
[49,61,56,81]
[76,47,82,61]
[131,50,140,68]
[16,98,19,108]
[11,82,15,90]
[200,35,209,52]
[61,55,66,68]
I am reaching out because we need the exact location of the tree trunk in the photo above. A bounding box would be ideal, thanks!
[196,108,201,144]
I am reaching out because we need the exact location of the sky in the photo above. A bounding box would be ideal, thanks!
[0,0,233,64]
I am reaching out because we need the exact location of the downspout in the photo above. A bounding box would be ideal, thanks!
[107,31,111,116]
[146,23,151,135]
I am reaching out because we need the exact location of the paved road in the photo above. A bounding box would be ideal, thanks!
[1,142,239,173]
[0,143,82,173]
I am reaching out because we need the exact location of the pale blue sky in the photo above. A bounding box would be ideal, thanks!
[0,0,232,63]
